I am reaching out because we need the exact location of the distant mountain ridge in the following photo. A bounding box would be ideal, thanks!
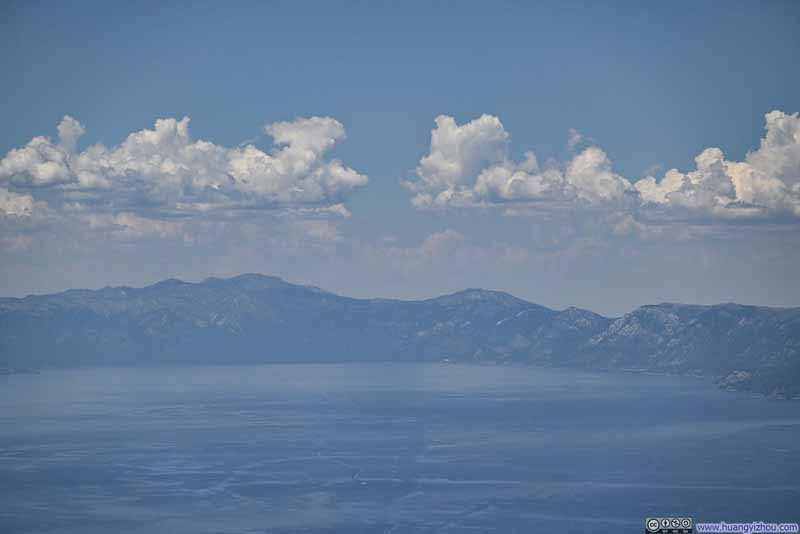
[1,274,799,398]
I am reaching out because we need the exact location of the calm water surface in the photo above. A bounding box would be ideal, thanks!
[0,363,798,533]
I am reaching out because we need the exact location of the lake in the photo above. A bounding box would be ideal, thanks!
[0,363,798,533]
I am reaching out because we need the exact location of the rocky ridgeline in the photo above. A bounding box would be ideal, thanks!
[1,274,798,398]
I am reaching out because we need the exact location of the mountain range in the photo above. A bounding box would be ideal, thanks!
[1,273,798,398]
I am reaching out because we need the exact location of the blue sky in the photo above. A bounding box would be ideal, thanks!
[1,1,799,314]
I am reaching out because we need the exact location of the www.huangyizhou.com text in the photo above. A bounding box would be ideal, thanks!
[695,522,799,533]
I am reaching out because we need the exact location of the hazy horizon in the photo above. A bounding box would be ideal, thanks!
[3,271,799,317]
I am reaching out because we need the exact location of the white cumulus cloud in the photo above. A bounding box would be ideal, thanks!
[405,114,634,210]
[407,111,800,223]
[0,115,368,219]
[636,110,800,219]
[0,188,37,218]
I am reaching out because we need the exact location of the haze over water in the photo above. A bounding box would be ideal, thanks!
[1,363,798,533]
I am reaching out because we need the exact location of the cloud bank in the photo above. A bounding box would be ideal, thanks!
[0,115,368,223]
[405,111,800,223]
